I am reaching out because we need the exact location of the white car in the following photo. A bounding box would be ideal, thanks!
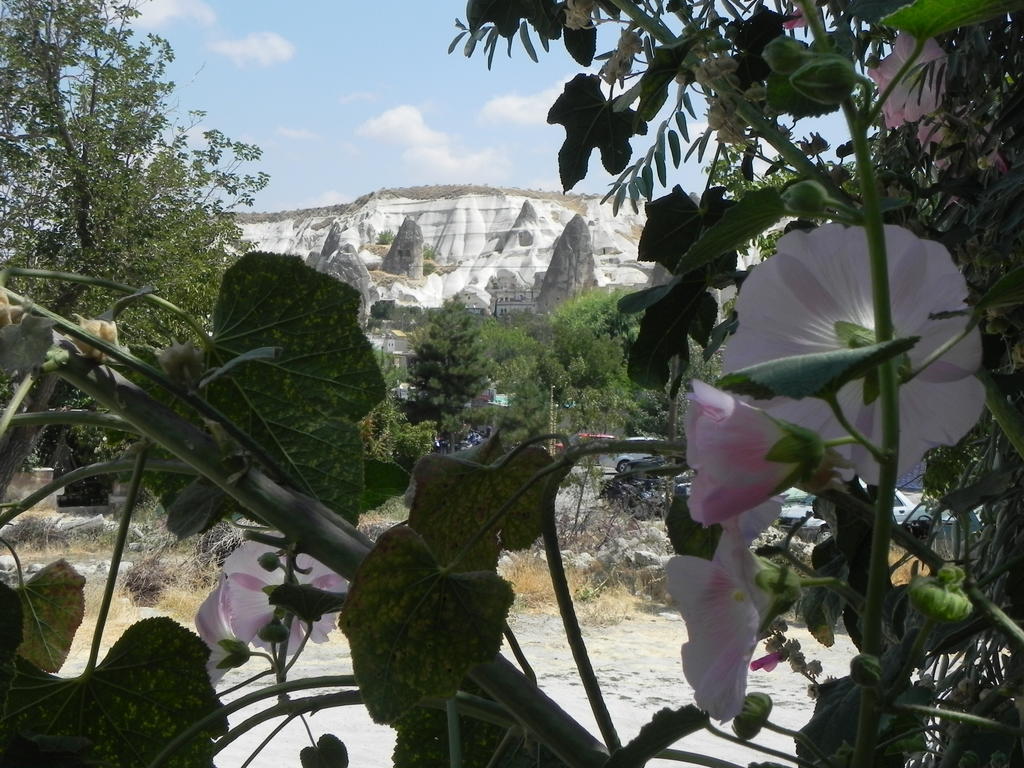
[779,486,921,536]
[598,436,664,474]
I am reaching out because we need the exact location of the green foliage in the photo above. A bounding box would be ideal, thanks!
[300,734,349,768]
[0,617,226,767]
[0,582,23,707]
[604,706,708,768]
[376,230,396,245]
[407,302,491,430]
[15,560,84,673]
[882,0,1024,38]
[268,583,348,624]
[361,394,436,470]
[208,252,385,522]
[408,435,553,571]
[665,498,721,559]
[547,74,648,192]
[339,527,514,724]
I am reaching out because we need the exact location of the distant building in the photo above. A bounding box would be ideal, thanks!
[452,288,491,316]
[487,270,536,317]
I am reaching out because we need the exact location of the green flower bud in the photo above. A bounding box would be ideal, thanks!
[782,180,830,218]
[754,561,802,631]
[215,638,251,670]
[732,692,774,740]
[257,618,291,645]
[789,55,859,105]
[850,653,881,687]
[762,36,810,75]
[157,340,204,385]
[257,552,282,572]
[909,567,972,623]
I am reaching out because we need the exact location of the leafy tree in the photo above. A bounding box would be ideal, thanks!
[406,301,490,435]
[360,394,435,470]
[0,0,267,493]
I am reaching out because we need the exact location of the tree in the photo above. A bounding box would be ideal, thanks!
[406,301,490,436]
[0,0,267,493]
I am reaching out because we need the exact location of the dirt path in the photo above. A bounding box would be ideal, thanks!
[215,609,857,767]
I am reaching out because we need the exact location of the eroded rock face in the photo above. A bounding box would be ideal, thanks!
[497,200,539,252]
[307,226,375,322]
[381,216,424,278]
[536,214,597,313]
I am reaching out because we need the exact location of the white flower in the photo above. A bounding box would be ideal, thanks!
[723,224,983,484]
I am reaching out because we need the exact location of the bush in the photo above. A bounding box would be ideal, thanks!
[376,230,395,245]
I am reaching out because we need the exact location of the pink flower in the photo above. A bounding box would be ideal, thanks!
[666,509,776,721]
[868,33,946,129]
[195,575,242,682]
[750,652,782,672]
[686,381,823,525]
[723,224,984,485]
[783,7,806,29]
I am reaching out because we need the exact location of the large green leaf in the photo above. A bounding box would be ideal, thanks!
[0,315,55,377]
[16,560,84,673]
[627,277,710,391]
[299,733,349,768]
[547,74,647,192]
[636,43,694,122]
[976,265,1024,311]
[339,527,513,724]
[637,186,735,273]
[164,479,226,540]
[883,0,1024,38]
[848,0,914,22]
[665,498,721,560]
[0,582,23,705]
[717,337,919,400]
[209,252,384,522]
[605,706,708,768]
[467,0,561,39]
[563,25,596,66]
[0,617,226,767]
[676,189,787,276]
[767,72,843,119]
[407,434,553,572]
[361,459,410,512]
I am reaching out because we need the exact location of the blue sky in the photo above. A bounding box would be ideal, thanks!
[133,0,709,212]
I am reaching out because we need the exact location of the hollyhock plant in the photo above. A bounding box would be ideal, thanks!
[666,502,783,721]
[868,33,946,129]
[724,224,984,484]
[686,380,825,525]
[195,575,248,683]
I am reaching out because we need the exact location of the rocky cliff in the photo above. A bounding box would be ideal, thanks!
[236,185,649,312]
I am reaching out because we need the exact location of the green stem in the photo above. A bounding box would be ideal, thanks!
[885,619,935,699]
[0,457,195,526]
[964,583,1024,656]
[84,444,148,675]
[823,436,859,448]
[1,267,212,348]
[825,394,886,462]
[8,409,138,433]
[763,721,836,768]
[0,373,35,441]
[705,723,814,767]
[448,698,464,768]
[843,96,902,768]
[211,692,361,755]
[541,477,621,750]
[655,749,745,768]
[907,318,980,380]
[979,369,1024,462]
[891,703,1024,737]
[799,576,866,612]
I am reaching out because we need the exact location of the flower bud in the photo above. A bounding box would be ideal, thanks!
[732,692,773,740]
[257,618,291,645]
[257,552,281,572]
[782,180,830,218]
[754,561,802,631]
[909,566,972,622]
[850,653,881,687]
[789,55,859,105]
[762,36,810,75]
[215,638,251,670]
[157,340,204,386]
[72,315,120,362]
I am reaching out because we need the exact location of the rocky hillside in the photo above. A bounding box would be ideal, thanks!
[236,186,649,313]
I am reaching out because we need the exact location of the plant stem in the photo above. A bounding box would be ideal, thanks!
[705,723,814,767]
[825,395,886,462]
[964,583,1024,655]
[906,318,979,380]
[8,409,138,433]
[84,443,148,675]
[655,748,745,768]
[211,692,361,754]
[541,478,621,750]
[979,369,1024,461]
[0,373,35,441]
[892,703,1024,737]
[763,721,836,767]
[842,95,902,768]
[448,698,464,768]
[799,576,865,612]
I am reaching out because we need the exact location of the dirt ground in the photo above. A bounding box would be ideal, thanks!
[213,609,857,768]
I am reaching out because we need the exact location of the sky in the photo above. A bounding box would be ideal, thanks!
[131,1,710,212]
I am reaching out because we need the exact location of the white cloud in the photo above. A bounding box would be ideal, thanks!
[306,189,352,207]
[209,32,295,68]
[479,84,564,126]
[356,105,446,147]
[357,105,510,183]
[276,126,320,141]
[338,91,378,105]
[134,0,215,28]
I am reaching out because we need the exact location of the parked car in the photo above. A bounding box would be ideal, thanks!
[599,436,665,474]
[779,486,926,538]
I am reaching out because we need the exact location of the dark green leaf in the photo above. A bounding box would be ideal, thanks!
[636,44,692,122]
[605,706,708,768]
[617,284,674,315]
[0,582,23,705]
[717,337,919,400]
[0,733,91,767]
[164,479,226,539]
[667,129,682,167]
[467,0,561,39]
[519,21,538,62]
[637,186,733,273]
[688,293,717,348]
[676,189,786,275]
[847,0,913,22]
[976,265,1024,311]
[408,434,553,571]
[799,676,860,760]
[800,554,847,647]
[209,252,384,523]
[361,459,410,512]
[0,617,225,768]
[339,527,513,723]
[563,25,596,66]
[767,73,842,119]
[627,278,709,390]
[883,0,1024,38]
[197,345,280,389]
[16,560,84,673]
[729,9,788,89]
[547,74,647,192]
[0,315,55,377]
[666,497,721,559]
[300,734,349,768]
[940,469,1013,515]
[268,583,346,624]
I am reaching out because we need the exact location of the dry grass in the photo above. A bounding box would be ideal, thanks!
[500,552,647,626]
[65,581,141,669]
[155,583,209,626]
[890,543,930,585]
